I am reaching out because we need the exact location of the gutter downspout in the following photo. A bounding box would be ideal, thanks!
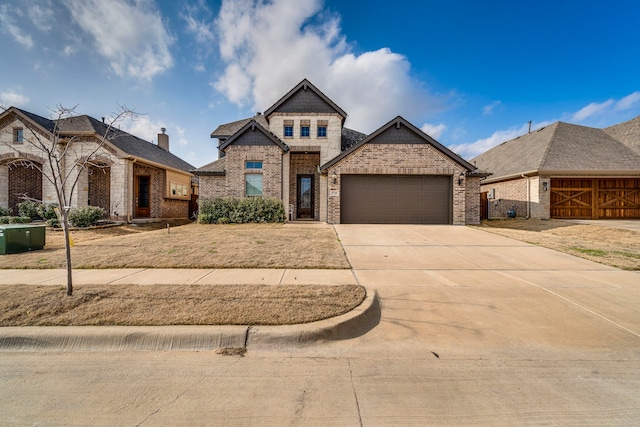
[521,174,531,219]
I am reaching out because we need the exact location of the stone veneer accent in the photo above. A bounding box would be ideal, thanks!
[325,143,474,225]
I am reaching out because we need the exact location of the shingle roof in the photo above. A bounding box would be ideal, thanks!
[471,119,640,182]
[210,114,269,138]
[191,156,226,175]
[604,115,640,156]
[7,108,194,173]
[341,127,367,151]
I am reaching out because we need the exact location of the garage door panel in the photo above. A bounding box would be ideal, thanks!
[341,175,451,224]
[551,178,640,219]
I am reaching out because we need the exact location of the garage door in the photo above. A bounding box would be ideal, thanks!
[340,175,452,224]
[551,178,640,219]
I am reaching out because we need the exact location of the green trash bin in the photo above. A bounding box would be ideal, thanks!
[0,224,46,255]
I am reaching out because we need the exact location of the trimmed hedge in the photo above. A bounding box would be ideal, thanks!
[0,206,9,217]
[68,206,106,228]
[0,216,31,224]
[16,201,58,221]
[198,197,285,224]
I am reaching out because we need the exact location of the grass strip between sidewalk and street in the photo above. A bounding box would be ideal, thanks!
[0,284,366,326]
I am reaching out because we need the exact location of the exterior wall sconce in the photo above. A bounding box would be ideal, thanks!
[331,170,337,185]
[542,182,548,191]
[458,172,465,186]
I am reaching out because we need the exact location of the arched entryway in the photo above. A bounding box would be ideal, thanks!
[7,162,42,214]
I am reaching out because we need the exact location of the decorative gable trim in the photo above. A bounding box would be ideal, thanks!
[218,119,289,153]
[321,116,476,171]
[263,79,347,122]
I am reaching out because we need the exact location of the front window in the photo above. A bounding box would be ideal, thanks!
[13,128,23,143]
[300,126,310,137]
[245,173,263,196]
[317,126,327,138]
[284,126,293,137]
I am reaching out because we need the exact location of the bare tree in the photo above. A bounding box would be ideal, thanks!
[1,104,137,295]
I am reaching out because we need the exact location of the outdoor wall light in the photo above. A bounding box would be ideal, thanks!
[458,172,465,186]
[331,170,337,185]
[543,182,548,192]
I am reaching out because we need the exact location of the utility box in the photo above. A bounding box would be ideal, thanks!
[0,225,46,255]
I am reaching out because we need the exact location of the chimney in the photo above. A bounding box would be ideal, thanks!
[157,127,169,151]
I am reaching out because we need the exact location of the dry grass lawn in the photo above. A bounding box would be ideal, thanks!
[475,219,640,270]
[0,221,350,269]
[0,284,366,326]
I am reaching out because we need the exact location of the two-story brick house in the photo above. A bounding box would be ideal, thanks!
[193,79,486,224]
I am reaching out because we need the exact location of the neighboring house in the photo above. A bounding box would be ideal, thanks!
[193,79,486,224]
[472,116,640,219]
[0,107,196,220]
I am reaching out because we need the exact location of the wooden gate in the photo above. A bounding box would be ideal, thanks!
[551,178,640,219]
[480,191,488,220]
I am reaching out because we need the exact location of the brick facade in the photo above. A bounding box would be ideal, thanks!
[199,175,227,199]
[224,145,284,199]
[480,175,550,219]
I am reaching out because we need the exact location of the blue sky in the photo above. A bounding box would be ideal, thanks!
[1,0,639,168]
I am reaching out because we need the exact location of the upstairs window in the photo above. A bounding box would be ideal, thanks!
[283,120,294,138]
[13,128,23,143]
[245,161,263,169]
[317,120,328,138]
[300,120,310,138]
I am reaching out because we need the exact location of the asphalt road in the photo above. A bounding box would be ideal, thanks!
[1,224,639,425]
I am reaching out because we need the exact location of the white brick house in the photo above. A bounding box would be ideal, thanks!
[194,79,487,224]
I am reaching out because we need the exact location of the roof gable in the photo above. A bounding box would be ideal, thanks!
[322,116,475,171]
[219,119,289,152]
[263,79,347,120]
[1,107,56,134]
[604,115,640,155]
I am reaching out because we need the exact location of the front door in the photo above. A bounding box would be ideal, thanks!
[135,175,150,217]
[296,175,314,219]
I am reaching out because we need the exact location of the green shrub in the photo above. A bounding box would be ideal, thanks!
[16,201,58,221]
[0,206,9,216]
[68,206,106,227]
[17,201,40,220]
[0,216,30,224]
[198,197,285,224]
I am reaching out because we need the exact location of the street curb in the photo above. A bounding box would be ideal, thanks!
[248,289,380,348]
[0,288,379,352]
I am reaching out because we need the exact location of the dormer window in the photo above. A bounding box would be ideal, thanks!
[300,120,310,138]
[317,120,328,138]
[283,120,294,138]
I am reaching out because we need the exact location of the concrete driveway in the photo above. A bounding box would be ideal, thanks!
[328,224,640,360]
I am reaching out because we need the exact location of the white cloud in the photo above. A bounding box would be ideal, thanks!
[450,121,553,159]
[421,123,446,139]
[212,0,444,133]
[121,115,166,143]
[0,4,34,49]
[482,101,501,116]
[27,0,55,32]
[572,99,615,122]
[175,126,188,147]
[62,0,174,81]
[0,90,30,107]
[616,91,640,111]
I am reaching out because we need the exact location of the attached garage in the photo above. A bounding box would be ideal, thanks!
[340,175,452,224]
[321,117,482,225]
[551,178,640,219]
